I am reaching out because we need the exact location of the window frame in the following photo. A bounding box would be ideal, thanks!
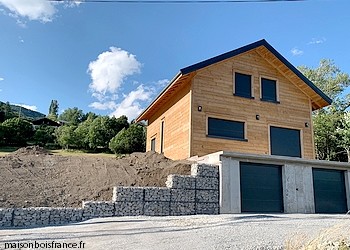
[150,137,156,151]
[260,76,280,104]
[206,116,248,141]
[233,71,254,99]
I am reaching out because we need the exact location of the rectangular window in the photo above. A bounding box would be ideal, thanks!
[270,126,301,157]
[208,117,246,140]
[150,138,156,151]
[160,121,164,153]
[261,78,278,102]
[234,72,252,98]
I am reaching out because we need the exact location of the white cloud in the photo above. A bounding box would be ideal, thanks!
[88,47,141,97]
[0,0,56,22]
[308,37,326,45]
[156,79,170,88]
[89,101,117,111]
[291,48,304,56]
[0,77,4,81]
[13,103,38,111]
[109,85,153,120]
[0,0,82,23]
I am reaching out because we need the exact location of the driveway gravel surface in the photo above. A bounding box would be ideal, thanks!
[1,214,349,250]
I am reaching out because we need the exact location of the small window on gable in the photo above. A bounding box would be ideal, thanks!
[261,78,278,103]
[234,72,253,99]
[150,138,156,151]
[208,117,246,141]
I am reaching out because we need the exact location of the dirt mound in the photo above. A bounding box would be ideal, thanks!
[0,150,191,208]
[10,146,51,156]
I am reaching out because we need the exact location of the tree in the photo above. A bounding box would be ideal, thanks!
[299,59,350,161]
[33,125,56,147]
[2,118,34,146]
[74,117,94,149]
[109,123,146,154]
[55,125,76,149]
[48,100,59,120]
[58,107,84,125]
[298,59,350,100]
[87,115,129,150]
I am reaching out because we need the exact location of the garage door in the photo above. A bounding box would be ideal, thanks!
[270,126,301,157]
[240,162,284,212]
[313,168,348,213]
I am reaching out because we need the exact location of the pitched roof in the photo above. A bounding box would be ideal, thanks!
[136,39,332,122]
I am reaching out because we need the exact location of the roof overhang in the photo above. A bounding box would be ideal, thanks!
[136,39,332,122]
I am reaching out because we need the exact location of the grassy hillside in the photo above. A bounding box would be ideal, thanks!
[0,101,45,120]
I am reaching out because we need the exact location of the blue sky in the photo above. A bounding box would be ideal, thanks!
[0,0,349,120]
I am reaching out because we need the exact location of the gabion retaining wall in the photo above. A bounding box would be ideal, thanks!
[0,163,219,228]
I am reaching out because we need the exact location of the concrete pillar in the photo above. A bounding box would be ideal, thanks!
[219,156,241,213]
[282,164,315,213]
[345,171,350,211]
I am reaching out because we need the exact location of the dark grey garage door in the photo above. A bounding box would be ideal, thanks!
[270,126,301,157]
[313,168,348,213]
[240,162,284,212]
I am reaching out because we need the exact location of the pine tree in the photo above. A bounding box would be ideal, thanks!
[48,100,59,120]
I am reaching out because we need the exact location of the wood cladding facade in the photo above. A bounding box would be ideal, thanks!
[145,47,320,160]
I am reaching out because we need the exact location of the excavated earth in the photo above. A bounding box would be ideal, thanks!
[0,146,191,208]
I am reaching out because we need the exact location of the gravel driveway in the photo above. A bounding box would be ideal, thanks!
[0,214,349,250]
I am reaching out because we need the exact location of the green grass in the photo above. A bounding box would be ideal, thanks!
[0,146,19,156]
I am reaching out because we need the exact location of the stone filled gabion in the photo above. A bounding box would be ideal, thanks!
[83,201,115,218]
[196,203,220,215]
[144,202,170,216]
[144,187,171,202]
[113,187,144,202]
[166,175,196,189]
[191,163,219,178]
[196,190,219,203]
[196,177,219,190]
[170,202,196,216]
[0,208,14,227]
[171,189,195,202]
[115,201,144,216]
[1,163,220,227]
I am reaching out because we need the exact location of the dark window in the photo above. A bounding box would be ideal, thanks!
[160,121,164,153]
[234,72,252,98]
[150,138,156,151]
[208,117,245,140]
[270,126,301,157]
[261,78,277,102]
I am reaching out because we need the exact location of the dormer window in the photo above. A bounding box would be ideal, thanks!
[234,72,253,99]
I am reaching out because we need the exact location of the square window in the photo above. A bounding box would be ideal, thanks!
[234,72,252,98]
[261,78,277,102]
[208,117,245,140]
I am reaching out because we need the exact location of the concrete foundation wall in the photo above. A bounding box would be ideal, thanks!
[199,151,350,214]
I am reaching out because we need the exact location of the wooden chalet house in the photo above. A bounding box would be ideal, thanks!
[136,40,332,160]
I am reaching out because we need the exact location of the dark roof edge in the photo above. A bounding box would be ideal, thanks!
[180,39,332,105]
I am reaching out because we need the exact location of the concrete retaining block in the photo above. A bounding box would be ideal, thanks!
[166,175,196,189]
[144,202,170,216]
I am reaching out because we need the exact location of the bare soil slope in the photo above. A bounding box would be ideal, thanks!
[0,146,191,208]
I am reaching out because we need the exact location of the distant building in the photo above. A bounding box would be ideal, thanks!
[32,117,61,127]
